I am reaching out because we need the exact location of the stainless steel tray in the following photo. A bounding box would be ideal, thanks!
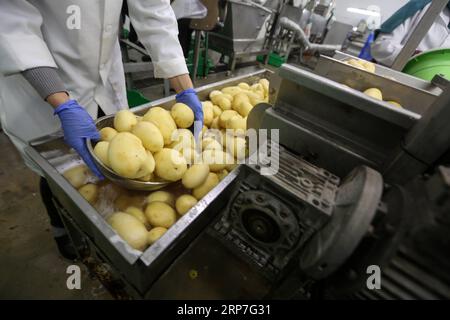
[24,67,274,296]
[315,54,440,120]
[332,51,443,95]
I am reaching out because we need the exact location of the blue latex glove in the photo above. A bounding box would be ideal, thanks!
[175,88,204,139]
[54,100,104,179]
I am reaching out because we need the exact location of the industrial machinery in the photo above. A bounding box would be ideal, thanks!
[25,62,450,299]
[209,0,274,71]
[263,0,341,66]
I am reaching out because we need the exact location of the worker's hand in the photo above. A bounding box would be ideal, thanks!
[176,88,203,125]
[54,100,104,179]
[175,88,204,138]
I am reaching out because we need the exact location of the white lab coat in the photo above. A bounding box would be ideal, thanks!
[0,0,188,174]
[371,4,450,66]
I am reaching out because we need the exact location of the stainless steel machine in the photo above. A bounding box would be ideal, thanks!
[25,61,450,299]
[209,0,274,71]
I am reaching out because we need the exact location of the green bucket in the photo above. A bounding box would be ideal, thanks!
[127,90,150,108]
[403,48,450,81]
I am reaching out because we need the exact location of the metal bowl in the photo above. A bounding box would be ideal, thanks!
[86,115,171,191]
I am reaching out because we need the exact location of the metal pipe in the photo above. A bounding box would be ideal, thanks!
[192,30,202,83]
[279,17,341,52]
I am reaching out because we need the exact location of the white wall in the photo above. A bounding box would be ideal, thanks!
[333,0,409,26]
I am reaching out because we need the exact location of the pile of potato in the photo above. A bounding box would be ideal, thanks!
[362,88,403,108]
[64,78,270,252]
[108,190,195,251]
[341,59,403,108]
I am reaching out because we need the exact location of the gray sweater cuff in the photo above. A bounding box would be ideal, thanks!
[22,67,66,100]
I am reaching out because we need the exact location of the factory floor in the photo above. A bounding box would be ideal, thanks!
[0,132,112,299]
[0,65,266,299]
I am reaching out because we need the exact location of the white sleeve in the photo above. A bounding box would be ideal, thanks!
[127,0,189,79]
[371,9,424,67]
[0,0,57,76]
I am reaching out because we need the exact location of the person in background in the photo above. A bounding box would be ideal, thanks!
[177,18,194,57]
[371,0,450,66]
[0,1,203,260]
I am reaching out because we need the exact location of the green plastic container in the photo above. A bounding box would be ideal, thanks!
[127,90,150,108]
[403,48,450,81]
[186,49,214,78]
[257,52,287,68]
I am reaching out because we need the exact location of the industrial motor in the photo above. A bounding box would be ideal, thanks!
[206,145,450,299]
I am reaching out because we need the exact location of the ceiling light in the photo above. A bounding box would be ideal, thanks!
[347,7,380,17]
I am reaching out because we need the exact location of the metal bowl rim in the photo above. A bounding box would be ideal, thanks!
[86,114,170,189]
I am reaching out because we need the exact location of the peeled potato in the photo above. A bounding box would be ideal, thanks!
[99,127,118,142]
[154,148,188,181]
[211,94,232,111]
[235,101,253,117]
[247,91,264,106]
[346,58,365,70]
[387,101,402,108]
[114,110,137,132]
[217,169,229,181]
[250,83,264,96]
[108,212,148,251]
[125,206,148,225]
[212,105,222,117]
[93,141,110,167]
[63,165,90,189]
[202,137,222,151]
[202,101,214,108]
[209,90,222,99]
[226,135,247,160]
[131,121,164,153]
[114,194,145,211]
[361,60,376,73]
[143,107,177,146]
[202,149,231,172]
[203,128,223,142]
[179,147,198,165]
[364,88,383,100]
[78,183,98,205]
[146,191,175,207]
[259,78,269,96]
[147,227,167,245]
[182,163,210,189]
[171,102,194,129]
[170,128,195,148]
[202,125,208,136]
[192,172,220,200]
[238,82,250,90]
[222,93,233,102]
[226,115,246,131]
[219,110,239,128]
[210,116,220,129]
[145,202,177,228]
[108,132,148,178]
[232,92,250,110]
[175,194,198,215]
[202,102,214,127]
[134,151,156,179]
[221,86,242,96]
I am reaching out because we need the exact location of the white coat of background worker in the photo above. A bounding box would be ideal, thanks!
[0,0,203,260]
[371,0,450,66]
